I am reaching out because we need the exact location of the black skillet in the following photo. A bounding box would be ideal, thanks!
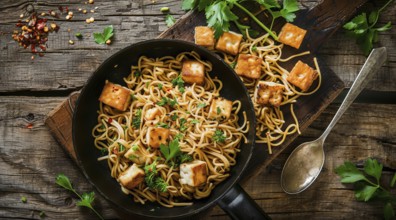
[72,39,270,219]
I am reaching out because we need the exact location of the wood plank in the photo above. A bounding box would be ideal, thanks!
[0,1,395,92]
[1,96,395,219]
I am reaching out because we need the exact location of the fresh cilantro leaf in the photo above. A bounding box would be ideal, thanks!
[384,202,395,220]
[157,97,178,107]
[144,161,168,192]
[217,107,221,115]
[376,21,392,32]
[205,1,238,38]
[172,75,185,93]
[234,20,260,38]
[197,103,206,108]
[212,129,226,143]
[229,62,236,69]
[165,14,176,27]
[76,192,95,209]
[364,158,383,182]
[160,138,181,162]
[191,119,200,124]
[55,174,74,191]
[179,118,188,132]
[171,114,178,121]
[252,45,257,52]
[335,161,367,183]
[355,184,378,201]
[257,0,281,9]
[157,122,169,128]
[100,148,108,155]
[368,10,379,25]
[134,70,142,77]
[158,83,163,90]
[391,173,396,187]
[153,177,168,192]
[174,133,184,140]
[93,25,114,44]
[182,0,197,10]
[132,109,142,129]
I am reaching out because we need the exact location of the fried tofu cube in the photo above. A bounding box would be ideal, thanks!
[208,98,233,120]
[195,26,215,48]
[278,23,307,49]
[254,81,285,107]
[144,107,162,120]
[146,127,170,148]
[181,60,205,85]
[99,81,132,111]
[118,164,145,190]
[287,60,318,91]
[215,31,243,55]
[124,144,146,165]
[235,54,262,79]
[180,160,207,187]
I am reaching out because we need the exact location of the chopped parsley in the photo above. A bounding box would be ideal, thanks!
[157,122,170,128]
[197,103,206,108]
[252,45,257,52]
[157,97,178,107]
[229,62,236,69]
[132,109,142,129]
[212,129,226,143]
[158,83,163,90]
[217,107,221,115]
[144,161,168,192]
[100,148,108,155]
[134,70,142,77]
[171,114,178,121]
[171,75,185,93]
[179,118,188,132]
[191,119,200,124]
[118,143,125,152]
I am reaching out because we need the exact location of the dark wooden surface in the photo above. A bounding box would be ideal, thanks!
[1,0,396,219]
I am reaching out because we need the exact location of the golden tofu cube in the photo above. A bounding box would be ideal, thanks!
[194,26,215,48]
[181,60,205,85]
[254,81,285,107]
[235,54,262,79]
[124,144,146,165]
[146,127,170,148]
[215,31,243,55]
[118,164,145,190]
[180,160,207,186]
[208,97,233,120]
[144,107,162,120]
[287,60,318,91]
[278,23,307,49]
[99,81,132,111]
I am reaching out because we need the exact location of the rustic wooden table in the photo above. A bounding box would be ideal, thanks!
[1,0,395,219]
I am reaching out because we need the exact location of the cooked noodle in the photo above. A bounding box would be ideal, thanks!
[92,51,248,207]
[218,32,322,154]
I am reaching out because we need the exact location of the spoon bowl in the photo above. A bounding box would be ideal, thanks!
[281,47,387,194]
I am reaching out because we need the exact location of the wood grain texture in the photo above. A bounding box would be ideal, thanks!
[1,96,395,219]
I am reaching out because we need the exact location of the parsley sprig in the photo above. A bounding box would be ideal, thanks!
[132,109,142,129]
[335,158,396,220]
[93,25,114,45]
[159,136,193,166]
[182,0,299,39]
[343,0,393,55]
[55,174,104,220]
[144,161,168,192]
[171,75,185,93]
[212,129,226,143]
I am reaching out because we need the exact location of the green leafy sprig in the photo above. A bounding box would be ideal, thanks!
[93,25,114,45]
[144,161,168,192]
[343,0,393,55]
[335,158,396,220]
[55,174,104,220]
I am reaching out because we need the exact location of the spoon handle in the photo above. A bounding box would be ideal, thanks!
[319,47,387,143]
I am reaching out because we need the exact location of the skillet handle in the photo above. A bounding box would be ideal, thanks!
[218,184,271,220]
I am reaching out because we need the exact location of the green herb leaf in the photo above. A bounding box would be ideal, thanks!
[172,75,185,93]
[100,148,108,155]
[391,173,396,187]
[21,196,27,203]
[158,83,163,90]
[157,122,170,128]
[355,185,378,201]
[384,202,395,220]
[197,103,206,108]
[171,114,178,121]
[160,138,181,162]
[165,14,176,27]
[93,25,114,44]
[334,161,367,183]
[55,174,74,191]
[76,192,95,209]
[217,107,221,115]
[39,211,46,218]
[160,7,170,12]
[368,10,379,24]
[144,161,168,192]
[179,118,188,132]
[118,143,125,152]
[364,158,383,182]
[376,21,392,32]
[205,1,238,39]
[182,0,197,10]
[234,20,260,38]
[157,97,178,107]
[178,153,193,164]
[191,119,200,124]
[132,109,142,129]
[134,70,142,77]
[212,129,226,143]
[257,0,281,10]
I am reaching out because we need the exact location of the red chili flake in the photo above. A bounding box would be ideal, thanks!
[107,118,113,124]
[65,7,69,13]
[58,6,63,13]
[25,123,34,129]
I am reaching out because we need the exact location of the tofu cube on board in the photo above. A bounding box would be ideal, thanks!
[287,60,318,91]
[181,60,205,85]
[208,98,233,120]
[180,160,208,187]
[254,81,285,107]
[278,23,307,49]
[146,127,170,148]
[118,164,145,190]
[99,81,132,111]
[215,31,243,55]
[194,26,215,48]
[235,54,263,79]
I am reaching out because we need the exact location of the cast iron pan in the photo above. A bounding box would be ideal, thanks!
[72,39,270,219]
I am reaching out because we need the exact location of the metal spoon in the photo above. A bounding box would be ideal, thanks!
[281,47,387,194]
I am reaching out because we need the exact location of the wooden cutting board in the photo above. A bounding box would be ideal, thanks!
[45,0,366,188]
